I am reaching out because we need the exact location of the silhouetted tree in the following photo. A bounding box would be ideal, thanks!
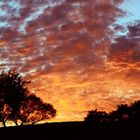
[84,102,140,127]
[0,100,12,127]
[110,104,129,123]
[13,94,56,125]
[0,70,29,108]
[0,70,56,127]
[84,109,108,126]
[129,101,140,124]
[0,70,29,126]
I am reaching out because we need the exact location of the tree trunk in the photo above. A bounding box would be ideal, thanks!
[14,120,19,126]
[21,121,24,126]
[2,121,6,127]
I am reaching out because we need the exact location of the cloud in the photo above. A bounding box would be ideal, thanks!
[109,22,140,62]
[108,21,140,76]
[1,0,140,122]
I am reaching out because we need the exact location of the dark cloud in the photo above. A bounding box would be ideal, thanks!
[0,0,124,74]
[109,21,140,63]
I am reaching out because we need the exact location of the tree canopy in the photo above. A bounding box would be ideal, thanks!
[84,100,140,126]
[16,94,56,125]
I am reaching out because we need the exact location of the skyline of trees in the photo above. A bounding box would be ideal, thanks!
[84,100,140,126]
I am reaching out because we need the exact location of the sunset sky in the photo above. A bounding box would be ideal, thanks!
[0,0,140,122]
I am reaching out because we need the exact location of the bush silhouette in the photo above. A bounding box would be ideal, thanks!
[110,104,129,123]
[128,101,140,124]
[84,100,140,127]
[0,70,56,127]
[84,110,108,126]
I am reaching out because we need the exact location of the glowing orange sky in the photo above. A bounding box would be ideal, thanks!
[0,0,140,122]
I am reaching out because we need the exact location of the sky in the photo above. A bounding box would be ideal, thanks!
[0,0,140,122]
[119,0,140,24]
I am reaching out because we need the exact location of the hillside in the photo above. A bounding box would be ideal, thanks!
[0,121,140,140]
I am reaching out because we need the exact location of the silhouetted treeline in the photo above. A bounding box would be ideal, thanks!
[84,101,140,127]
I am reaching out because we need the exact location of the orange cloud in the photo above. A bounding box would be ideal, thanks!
[1,0,140,122]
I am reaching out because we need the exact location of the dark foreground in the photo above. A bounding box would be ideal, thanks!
[0,121,140,140]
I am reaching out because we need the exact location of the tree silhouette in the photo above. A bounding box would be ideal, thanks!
[128,101,140,124]
[0,70,29,109]
[84,109,108,126]
[0,100,12,127]
[15,94,56,125]
[0,70,56,127]
[110,104,129,123]
[84,101,140,127]
[0,70,29,126]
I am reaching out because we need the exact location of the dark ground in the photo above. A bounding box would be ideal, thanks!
[0,121,139,140]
